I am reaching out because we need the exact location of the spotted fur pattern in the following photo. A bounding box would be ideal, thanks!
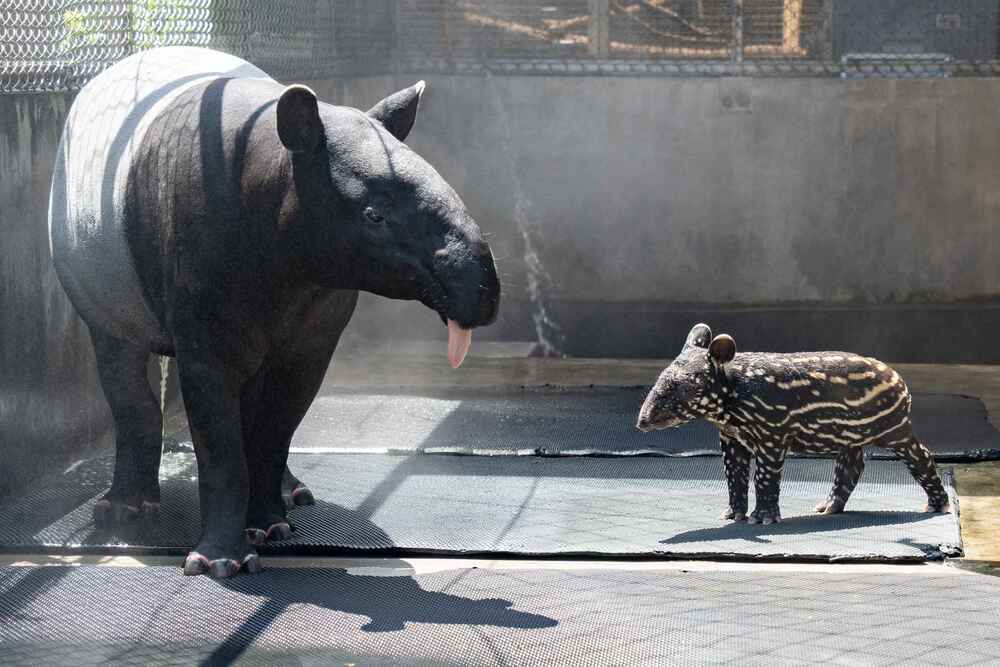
[637,324,950,524]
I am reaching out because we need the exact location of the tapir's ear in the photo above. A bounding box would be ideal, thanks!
[708,334,737,368]
[684,323,712,349]
[367,80,425,142]
[277,84,322,153]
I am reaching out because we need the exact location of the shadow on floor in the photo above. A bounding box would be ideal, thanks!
[661,510,942,546]
[205,566,558,666]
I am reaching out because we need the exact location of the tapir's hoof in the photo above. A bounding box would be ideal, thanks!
[815,499,845,515]
[93,499,159,528]
[183,552,261,578]
[291,484,314,506]
[924,502,951,514]
[93,500,136,527]
[748,508,782,525]
[246,522,294,546]
[719,508,747,522]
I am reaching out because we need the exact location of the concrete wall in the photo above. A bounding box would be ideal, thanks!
[2,71,999,497]
[321,74,1000,361]
[0,93,113,499]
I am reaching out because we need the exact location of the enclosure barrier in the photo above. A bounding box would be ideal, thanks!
[3,0,1000,93]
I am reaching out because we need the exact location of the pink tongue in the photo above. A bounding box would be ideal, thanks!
[447,319,472,369]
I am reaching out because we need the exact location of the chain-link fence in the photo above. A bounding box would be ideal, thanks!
[3,1,1000,92]
[1,0,361,92]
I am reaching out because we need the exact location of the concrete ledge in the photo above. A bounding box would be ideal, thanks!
[535,301,1000,363]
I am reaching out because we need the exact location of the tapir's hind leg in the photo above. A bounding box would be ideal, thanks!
[890,436,950,513]
[89,327,163,528]
[815,446,865,514]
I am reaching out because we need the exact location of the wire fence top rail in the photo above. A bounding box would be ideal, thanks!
[3,1,1000,93]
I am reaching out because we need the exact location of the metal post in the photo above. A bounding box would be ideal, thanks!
[821,0,835,62]
[588,0,610,58]
[731,0,744,63]
[393,0,402,76]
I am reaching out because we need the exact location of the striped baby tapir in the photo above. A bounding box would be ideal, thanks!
[636,323,950,524]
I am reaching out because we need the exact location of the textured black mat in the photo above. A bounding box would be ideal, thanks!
[0,453,960,561]
[166,388,1000,461]
[2,564,999,666]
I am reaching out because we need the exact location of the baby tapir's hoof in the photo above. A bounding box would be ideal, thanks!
[183,552,261,578]
[719,507,747,522]
[748,507,782,525]
[814,498,846,515]
[924,502,951,514]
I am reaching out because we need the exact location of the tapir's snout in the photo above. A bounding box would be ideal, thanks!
[636,387,683,432]
[425,228,501,369]
[636,412,683,432]
[636,393,659,432]
[472,244,501,326]
[436,234,501,330]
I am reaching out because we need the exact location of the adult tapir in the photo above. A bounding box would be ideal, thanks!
[49,47,500,577]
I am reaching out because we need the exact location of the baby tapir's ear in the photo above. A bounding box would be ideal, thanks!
[367,80,426,142]
[277,84,323,153]
[684,323,713,349]
[708,334,737,367]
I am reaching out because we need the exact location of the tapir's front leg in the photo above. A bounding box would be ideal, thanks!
[241,348,336,545]
[749,441,787,525]
[176,352,258,577]
[720,434,751,521]
[815,446,865,514]
[241,291,356,541]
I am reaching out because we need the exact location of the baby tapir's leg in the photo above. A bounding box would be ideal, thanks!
[749,442,787,524]
[720,434,751,521]
[890,436,950,512]
[815,446,865,514]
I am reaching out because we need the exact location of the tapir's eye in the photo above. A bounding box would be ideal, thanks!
[363,206,384,224]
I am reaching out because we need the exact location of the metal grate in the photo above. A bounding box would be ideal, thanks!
[3,565,1000,666]
[3,1,1000,93]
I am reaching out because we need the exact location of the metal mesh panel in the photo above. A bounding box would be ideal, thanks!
[1,0,341,93]
[3,1,1000,93]
[394,1,1000,77]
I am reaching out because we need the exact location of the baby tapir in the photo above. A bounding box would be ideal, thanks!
[636,324,950,524]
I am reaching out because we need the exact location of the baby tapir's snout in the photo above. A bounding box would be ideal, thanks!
[636,324,735,432]
[636,387,660,432]
[636,390,684,432]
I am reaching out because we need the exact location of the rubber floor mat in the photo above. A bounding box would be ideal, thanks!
[0,453,961,561]
[166,388,1000,461]
[1,564,998,666]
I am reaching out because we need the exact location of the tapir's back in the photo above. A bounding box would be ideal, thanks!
[48,47,270,345]
[726,350,912,448]
[731,351,905,407]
